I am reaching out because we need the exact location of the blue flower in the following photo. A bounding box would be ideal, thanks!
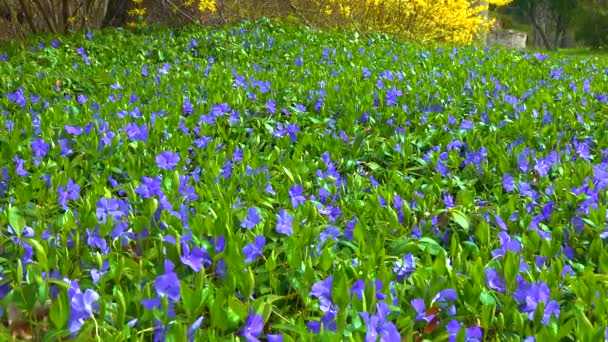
[66,282,99,334]
[485,269,505,293]
[491,232,522,258]
[267,334,283,342]
[243,236,266,263]
[503,173,514,192]
[266,99,276,114]
[156,151,180,170]
[180,241,212,272]
[241,207,262,229]
[154,260,181,302]
[310,276,333,309]
[241,308,263,342]
[276,209,293,236]
[446,320,483,342]
[411,299,436,323]
[350,280,366,300]
[31,138,50,158]
[519,281,560,325]
[360,302,400,342]
[58,178,81,211]
[393,253,416,281]
[14,155,28,176]
[187,316,204,342]
[385,87,402,106]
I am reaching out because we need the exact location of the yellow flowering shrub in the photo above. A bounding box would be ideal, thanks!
[128,0,147,29]
[317,0,513,44]
[128,0,511,44]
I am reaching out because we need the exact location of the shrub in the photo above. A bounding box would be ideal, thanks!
[132,0,512,44]
[573,1,608,48]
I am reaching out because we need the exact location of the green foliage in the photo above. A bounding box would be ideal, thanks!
[573,0,608,48]
[0,18,607,341]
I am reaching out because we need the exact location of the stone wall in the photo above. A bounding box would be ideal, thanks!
[487,29,527,49]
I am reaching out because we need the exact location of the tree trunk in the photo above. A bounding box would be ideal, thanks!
[61,0,69,33]
[102,0,129,26]
[16,0,37,32]
[528,3,553,49]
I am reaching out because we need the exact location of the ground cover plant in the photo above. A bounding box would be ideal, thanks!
[1,19,608,341]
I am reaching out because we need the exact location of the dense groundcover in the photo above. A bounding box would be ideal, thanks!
[1,19,608,341]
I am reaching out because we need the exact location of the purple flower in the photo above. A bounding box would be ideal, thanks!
[187,316,204,342]
[494,215,507,230]
[183,98,193,115]
[491,232,522,258]
[518,182,536,199]
[180,242,212,272]
[194,136,213,149]
[267,334,283,342]
[266,99,276,114]
[574,140,590,161]
[135,176,163,199]
[241,207,262,229]
[433,288,457,303]
[345,217,358,241]
[411,299,435,322]
[385,87,402,106]
[14,156,28,176]
[242,308,263,342]
[156,151,180,170]
[220,160,232,179]
[155,260,181,302]
[265,182,275,195]
[485,268,505,293]
[60,139,73,156]
[393,253,416,281]
[285,124,299,142]
[243,236,266,263]
[65,124,83,135]
[276,209,293,236]
[460,120,475,131]
[310,276,333,301]
[210,103,231,117]
[68,288,99,333]
[58,178,80,210]
[125,123,149,142]
[503,173,514,192]
[75,47,90,65]
[86,228,109,254]
[350,280,366,300]
[360,302,401,342]
[446,320,483,342]
[443,192,455,208]
[289,184,306,208]
[31,138,50,158]
[95,197,125,223]
[519,281,560,325]
[534,157,550,177]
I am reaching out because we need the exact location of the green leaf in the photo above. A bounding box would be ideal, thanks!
[451,211,469,232]
[417,237,443,256]
[480,290,496,306]
[28,239,48,271]
[8,206,26,237]
[50,291,69,329]
[166,322,186,342]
